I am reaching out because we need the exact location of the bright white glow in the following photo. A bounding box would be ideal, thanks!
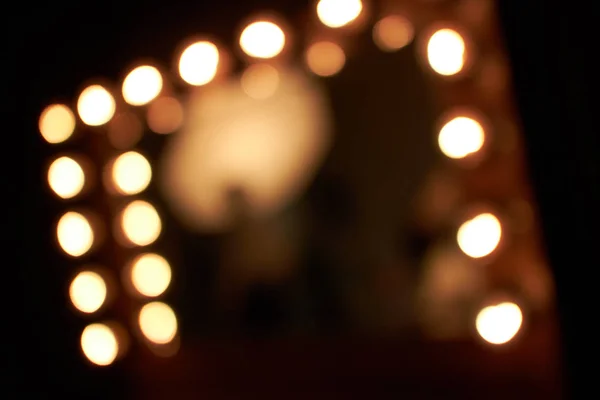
[178,41,220,86]
[239,21,285,59]
[121,200,161,246]
[111,151,152,195]
[122,65,163,106]
[77,85,116,126]
[80,323,119,366]
[47,156,85,199]
[131,253,172,297]
[69,271,107,313]
[476,302,523,344]
[316,0,363,28]
[138,302,178,344]
[427,28,466,76]
[57,212,94,257]
[438,116,485,159]
[457,213,502,258]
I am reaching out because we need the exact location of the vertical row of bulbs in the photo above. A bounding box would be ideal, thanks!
[38,0,525,366]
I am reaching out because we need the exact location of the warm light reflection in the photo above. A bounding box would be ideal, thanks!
[77,85,116,126]
[147,97,184,134]
[107,112,143,149]
[57,212,94,257]
[373,15,414,52]
[179,41,220,86]
[476,302,523,344]
[138,302,178,344]
[39,104,76,144]
[111,151,152,195]
[121,200,161,246]
[160,67,332,231]
[48,156,85,199]
[241,63,280,99]
[427,28,466,76]
[305,41,346,77]
[69,271,107,313]
[316,0,363,28]
[438,116,484,159]
[122,65,163,106]
[240,21,285,59]
[457,213,502,258]
[81,323,119,366]
[131,253,172,297]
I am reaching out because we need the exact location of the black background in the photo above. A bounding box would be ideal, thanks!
[7,0,598,397]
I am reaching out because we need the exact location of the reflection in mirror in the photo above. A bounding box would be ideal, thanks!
[41,1,558,386]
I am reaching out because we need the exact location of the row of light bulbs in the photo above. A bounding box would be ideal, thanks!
[41,0,523,365]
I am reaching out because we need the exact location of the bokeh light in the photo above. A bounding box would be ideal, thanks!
[147,97,184,134]
[69,271,107,313]
[122,65,163,106]
[476,302,523,344]
[241,63,280,99]
[80,323,119,366]
[178,41,220,86]
[438,116,485,159]
[57,212,94,257]
[138,302,178,344]
[47,156,85,199]
[427,28,466,76]
[373,15,414,52]
[316,0,363,28]
[457,213,502,258]
[107,112,143,149]
[239,21,285,59]
[131,253,172,297]
[39,104,76,144]
[121,200,161,246]
[111,151,152,195]
[305,41,346,77]
[77,85,116,126]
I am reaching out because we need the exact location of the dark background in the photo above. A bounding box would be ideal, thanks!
[7,0,598,397]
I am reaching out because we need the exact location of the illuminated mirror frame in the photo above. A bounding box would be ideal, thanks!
[39,0,555,367]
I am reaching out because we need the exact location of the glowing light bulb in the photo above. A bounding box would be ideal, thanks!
[476,302,523,344]
[240,21,285,59]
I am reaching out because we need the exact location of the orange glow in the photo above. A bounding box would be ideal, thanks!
[120,200,161,246]
[131,253,172,297]
[111,151,152,195]
[80,323,119,366]
[77,85,116,126]
[138,302,178,344]
[47,156,85,199]
[57,212,94,257]
[438,116,484,159]
[316,0,362,28]
[147,97,184,134]
[373,15,414,52]
[107,112,143,149]
[476,302,523,344]
[457,213,502,258]
[241,63,280,99]
[178,41,219,86]
[239,21,285,59]
[305,41,346,77]
[122,65,163,106]
[39,104,76,144]
[69,271,107,313]
[426,29,466,76]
